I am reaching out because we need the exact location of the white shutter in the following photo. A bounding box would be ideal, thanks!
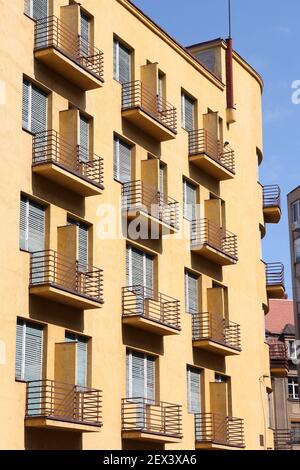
[28,200,45,253]
[19,196,27,250]
[182,93,194,132]
[118,42,131,84]
[183,180,196,221]
[127,350,155,400]
[159,165,165,198]
[25,322,43,382]
[187,367,201,413]
[67,218,89,272]
[15,320,25,380]
[185,271,198,314]
[146,356,155,401]
[79,115,90,163]
[114,137,131,183]
[31,85,47,134]
[80,12,90,57]
[65,332,88,387]
[22,79,30,131]
[145,254,153,292]
[32,0,48,20]
[131,248,144,287]
[113,39,118,80]
[131,351,145,398]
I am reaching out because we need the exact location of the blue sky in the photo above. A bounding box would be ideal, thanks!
[133,0,300,298]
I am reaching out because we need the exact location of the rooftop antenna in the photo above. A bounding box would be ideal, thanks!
[228,0,232,39]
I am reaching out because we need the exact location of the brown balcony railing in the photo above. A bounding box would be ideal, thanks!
[30,250,103,304]
[122,81,177,134]
[274,429,292,450]
[191,219,238,261]
[266,262,285,287]
[195,413,245,448]
[33,130,104,189]
[269,343,289,371]
[263,185,281,209]
[188,129,235,174]
[122,398,182,438]
[192,313,241,351]
[122,285,181,331]
[122,180,179,231]
[25,380,102,427]
[34,16,104,81]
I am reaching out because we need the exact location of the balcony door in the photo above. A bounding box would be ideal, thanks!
[79,11,91,59]
[65,332,88,388]
[126,246,154,314]
[67,218,89,273]
[78,114,90,163]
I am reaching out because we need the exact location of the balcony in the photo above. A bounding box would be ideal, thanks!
[263,185,281,224]
[29,250,104,309]
[122,181,179,235]
[121,81,177,141]
[34,16,104,91]
[25,380,102,433]
[188,129,235,181]
[195,413,245,450]
[32,131,104,196]
[269,343,289,377]
[266,262,285,299]
[192,313,241,356]
[274,429,292,450]
[191,219,238,266]
[122,285,181,336]
[121,398,182,443]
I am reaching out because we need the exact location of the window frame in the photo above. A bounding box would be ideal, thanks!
[126,349,156,401]
[187,366,202,414]
[288,377,299,400]
[22,78,48,135]
[15,318,44,382]
[20,195,46,253]
[113,135,132,184]
[113,38,132,84]
[181,91,196,132]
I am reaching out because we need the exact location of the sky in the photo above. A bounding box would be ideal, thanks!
[133,0,300,298]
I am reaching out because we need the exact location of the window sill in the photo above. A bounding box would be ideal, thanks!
[22,127,35,137]
[15,379,27,384]
[23,13,36,22]
[20,248,30,254]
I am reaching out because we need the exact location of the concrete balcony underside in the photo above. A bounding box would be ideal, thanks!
[32,162,103,197]
[266,284,285,299]
[122,430,181,444]
[193,338,240,356]
[263,206,281,224]
[191,243,237,266]
[34,47,103,91]
[270,366,289,378]
[122,314,180,336]
[29,284,103,310]
[25,416,101,433]
[122,108,176,142]
[126,208,178,236]
[195,441,244,450]
[189,152,234,181]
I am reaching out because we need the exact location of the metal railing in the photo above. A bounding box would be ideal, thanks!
[191,219,238,261]
[122,180,179,231]
[122,398,182,438]
[25,380,102,427]
[263,185,281,209]
[266,262,285,287]
[192,313,241,351]
[269,343,289,371]
[30,250,103,304]
[33,130,104,189]
[195,413,245,448]
[122,81,177,134]
[188,129,235,174]
[34,16,104,81]
[122,285,181,331]
[274,429,292,450]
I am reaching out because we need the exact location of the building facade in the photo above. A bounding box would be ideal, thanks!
[0,0,283,450]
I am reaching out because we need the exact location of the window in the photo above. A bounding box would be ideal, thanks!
[185,271,199,314]
[287,340,297,360]
[183,179,197,221]
[15,319,43,381]
[159,163,166,200]
[22,79,47,134]
[67,218,89,273]
[113,136,132,183]
[79,11,90,57]
[181,92,195,132]
[215,374,227,383]
[294,238,300,263]
[288,377,299,400]
[65,332,88,387]
[126,246,153,291]
[126,350,155,401]
[20,196,45,252]
[292,200,300,224]
[113,39,132,84]
[291,422,300,444]
[187,367,201,413]
[78,114,90,163]
[25,0,48,21]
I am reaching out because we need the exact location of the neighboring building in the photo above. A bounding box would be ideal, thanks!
[265,299,300,450]
[0,0,284,450]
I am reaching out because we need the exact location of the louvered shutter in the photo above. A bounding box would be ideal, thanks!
[80,12,90,57]
[113,40,118,80]
[146,356,155,401]
[131,351,145,398]
[24,322,43,382]
[15,320,24,380]
[119,139,131,183]
[22,80,30,130]
[78,224,88,272]
[145,254,153,294]
[131,248,144,287]
[77,337,87,387]
[31,85,47,134]
[159,165,165,198]
[32,0,48,20]
[119,42,131,84]
[183,180,196,221]
[19,196,27,250]
[182,94,194,132]
[187,367,201,413]
[185,271,198,314]
[28,200,45,253]
[79,115,90,163]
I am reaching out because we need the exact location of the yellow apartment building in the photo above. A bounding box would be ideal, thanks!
[0,0,284,450]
